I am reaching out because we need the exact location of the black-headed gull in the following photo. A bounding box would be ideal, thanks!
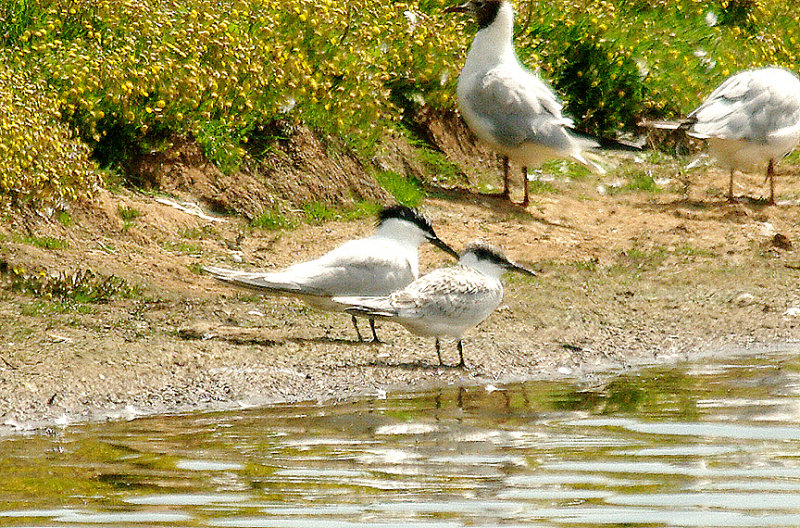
[334,240,535,368]
[445,0,604,206]
[204,205,459,342]
[688,67,800,204]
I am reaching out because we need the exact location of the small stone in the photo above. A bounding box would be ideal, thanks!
[783,307,800,318]
[734,293,756,307]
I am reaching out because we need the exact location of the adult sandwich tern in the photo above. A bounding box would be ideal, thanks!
[445,0,604,206]
[204,205,459,342]
[687,66,800,204]
[334,240,535,367]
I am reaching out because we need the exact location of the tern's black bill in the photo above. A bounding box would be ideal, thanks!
[507,262,537,276]
[429,237,460,260]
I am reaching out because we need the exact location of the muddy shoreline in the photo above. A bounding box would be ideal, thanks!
[2,117,800,434]
[3,180,800,435]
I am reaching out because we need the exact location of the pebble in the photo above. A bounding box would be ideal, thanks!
[734,293,756,307]
[784,307,800,318]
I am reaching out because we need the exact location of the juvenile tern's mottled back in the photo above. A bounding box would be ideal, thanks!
[445,0,604,206]
[204,206,458,342]
[688,67,800,204]
[334,240,535,367]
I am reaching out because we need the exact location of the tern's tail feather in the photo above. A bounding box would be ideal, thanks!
[333,295,398,319]
[203,266,324,296]
[572,150,607,175]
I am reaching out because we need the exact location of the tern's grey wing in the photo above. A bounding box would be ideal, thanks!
[289,238,416,297]
[389,266,499,320]
[203,266,327,296]
[465,64,582,151]
[689,69,800,141]
[206,238,415,299]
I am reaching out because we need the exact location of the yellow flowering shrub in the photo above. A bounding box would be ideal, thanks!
[0,0,798,206]
[0,58,98,205]
[6,0,464,172]
[512,0,800,125]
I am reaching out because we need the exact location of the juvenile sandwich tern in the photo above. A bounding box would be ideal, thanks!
[687,67,800,204]
[445,0,604,206]
[334,240,535,368]
[204,205,458,342]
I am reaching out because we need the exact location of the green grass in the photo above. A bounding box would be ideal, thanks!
[606,168,664,195]
[302,202,339,224]
[161,241,203,255]
[101,168,126,194]
[301,200,384,224]
[673,244,716,258]
[179,225,217,240]
[571,259,600,272]
[616,247,669,271]
[539,160,593,181]
[785,151,800,164]
[251,209,295,231]
[3,266,141,304]
[19,299,98,315]
[623,171,662,193]
[117,206,142,222]
[412,141,465,187]
[54,210,73,227]
[341,200,383,221]
[527,178,559,194]
[373,171,425,208]
[18,235,69,250]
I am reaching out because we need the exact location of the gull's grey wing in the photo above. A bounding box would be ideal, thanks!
[689,68,800,141]
[463,64,582,151]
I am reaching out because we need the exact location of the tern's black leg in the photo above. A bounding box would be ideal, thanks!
[351,315,364,342]
[502,156,511,198]
[435,338,443,366]
[521,165,529,207]
[456,340,466,368]
[369,317,380,343]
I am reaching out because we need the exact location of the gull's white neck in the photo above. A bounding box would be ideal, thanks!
[462,2,516,76]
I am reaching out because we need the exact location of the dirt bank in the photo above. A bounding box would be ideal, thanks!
[2,117,800,433]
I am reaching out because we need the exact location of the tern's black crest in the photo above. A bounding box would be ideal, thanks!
[377,205,436,236]
[463,240,509,265]
[474,0,503,29]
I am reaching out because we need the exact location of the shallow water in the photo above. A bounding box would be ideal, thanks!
[2,348,800,527]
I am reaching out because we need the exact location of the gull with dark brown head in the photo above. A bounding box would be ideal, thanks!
[204,205,458,342]
[445,0,604,206]
[688,66,800,204]
[333,240,535,368]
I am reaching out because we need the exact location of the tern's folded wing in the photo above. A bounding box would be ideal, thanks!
[388,266,499,320]
[203,266,327,296]
[204,240,415,298]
